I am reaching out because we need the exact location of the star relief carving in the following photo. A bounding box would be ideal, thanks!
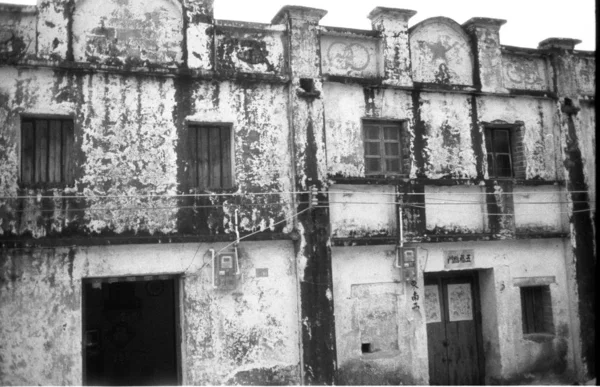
[426,40,456,61]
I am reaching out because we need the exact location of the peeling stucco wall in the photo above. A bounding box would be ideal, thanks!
[421,239,576,382]
[0,241,300,385]
[424,185,487,234]
[502,53,551,91]
[323,83,414,177]
[477,96,559,180]
[410,18,474,86]
[215,23,285,75]
[0,6,36,64]
[72,0,184,66]
[332,245,428,385]
[320,34,380,78]
[419,92,476,178]
[0,68,293,238]
[329,185,396,238]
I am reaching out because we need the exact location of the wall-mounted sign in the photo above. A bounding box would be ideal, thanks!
[444,249,474,269]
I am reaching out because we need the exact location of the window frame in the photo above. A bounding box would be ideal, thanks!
[20,116,75,187]
[362,120,405,176]
[187,123,234,190]
[520,285,555,336]
[485,126,514,179]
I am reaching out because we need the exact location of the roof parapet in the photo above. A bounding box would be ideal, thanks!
[538,38,582,51]
[271,5,327,25]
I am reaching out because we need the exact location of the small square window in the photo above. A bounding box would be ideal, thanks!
[188,125,233,189]
[520,285,554,335]
[21,118,74,186]
[485,127,513,178]
[363,121,403,175]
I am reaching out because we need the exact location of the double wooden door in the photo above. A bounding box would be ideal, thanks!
[425,273,484,385]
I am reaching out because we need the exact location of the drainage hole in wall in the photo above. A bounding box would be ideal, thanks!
[361,343,372,353]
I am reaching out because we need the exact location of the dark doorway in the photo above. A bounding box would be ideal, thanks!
[83,276,180,386]
[425,272,484,385]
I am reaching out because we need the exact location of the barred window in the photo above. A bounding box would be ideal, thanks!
[485,127,513,178]
[520,285,554,335]
[188,124,233,189]
[21,118,74,186]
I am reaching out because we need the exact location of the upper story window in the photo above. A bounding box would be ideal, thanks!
[485,127,513,178]
[21,118,74,186]
[188,124,233,189]
[363,120,404,175]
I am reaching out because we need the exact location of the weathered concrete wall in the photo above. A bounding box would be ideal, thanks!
[573,55,595,96]
[0,240,300,385]
[409,18,474,86]
[0,67,293,238]
[477,96,560,180]
[574,102,595,210]
[513,185,568,233]
[332,240,576,384]
[421,239,575,381]
[320,33,380,78]
[323,83,414,177]
[215,22,286,75]
[72,0,184,66]
[419,92,476,178]
[424,185,487,234]
[501,53,551,91]
[329,185,396,238]
[331,245,428,385]
[0,5,36,64]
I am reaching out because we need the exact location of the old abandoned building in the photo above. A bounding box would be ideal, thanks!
[0,0,595,385]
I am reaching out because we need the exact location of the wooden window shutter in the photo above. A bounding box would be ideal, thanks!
[21,118,74,186]
[190,125,232,189]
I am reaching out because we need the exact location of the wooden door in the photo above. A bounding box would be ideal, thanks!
[425,273,484,385]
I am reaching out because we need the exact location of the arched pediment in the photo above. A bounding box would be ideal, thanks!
[409,17,474,86]
[72,0,184,66]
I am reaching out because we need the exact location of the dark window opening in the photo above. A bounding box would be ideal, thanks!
[520,285,554,335]
[485,127,513,178]
[189,125,233,189]
[363,121,403,175]
[21,118,74,186]
[361,343,372,353]
[300,78,315,93]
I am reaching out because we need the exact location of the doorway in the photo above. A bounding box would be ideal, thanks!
[424,271,484,385]
[83,276,180,386]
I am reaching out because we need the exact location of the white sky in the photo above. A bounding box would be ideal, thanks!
[2,0,596,50]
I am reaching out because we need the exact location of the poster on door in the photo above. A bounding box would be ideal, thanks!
[424,285,442,323]
[447,283,473,321]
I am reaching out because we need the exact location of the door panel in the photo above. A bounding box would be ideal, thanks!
[425,273,483,385]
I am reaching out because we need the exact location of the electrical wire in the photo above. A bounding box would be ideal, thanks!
[0,189,592,200]
[180,207,311,275]
[0,191,308,200]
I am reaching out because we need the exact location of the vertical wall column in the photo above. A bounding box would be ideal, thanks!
[540,37,595,382]
[272,6,337,385]
[367,7,416,87]
[462,17,507,93]
[184,0,214,70]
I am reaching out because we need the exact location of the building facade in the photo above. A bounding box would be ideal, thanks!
[0,0,595,385]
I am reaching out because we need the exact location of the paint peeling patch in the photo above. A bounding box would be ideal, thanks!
[215,28,284,75]
[337,357,414,385]
[225,364,299,385]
